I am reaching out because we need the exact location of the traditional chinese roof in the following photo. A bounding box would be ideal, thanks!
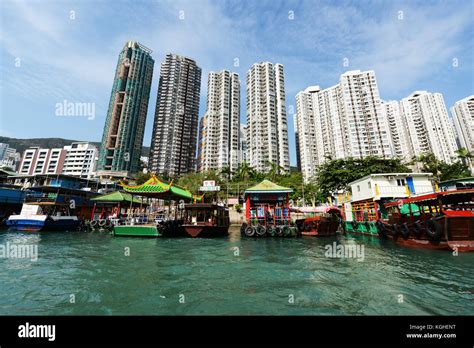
[120,175,202,202]
[244,180,293,195]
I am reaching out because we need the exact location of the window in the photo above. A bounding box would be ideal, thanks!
[396,179,405,187]
[357,185,360,192]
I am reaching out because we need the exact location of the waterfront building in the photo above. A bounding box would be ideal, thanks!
[451,95,474,152]
[18,147,67,175]
[149,53,201,177]
[295,70,391,182]
[97,41,154,178]
[399,91,458,163]
[198,70,240,172]
[62,142,98,179]
[246,62,290,173]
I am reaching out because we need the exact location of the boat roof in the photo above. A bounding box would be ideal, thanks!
[384,189,474,207]
[184,203,227,209]
[349,172,432,185]
[27,185,101,196]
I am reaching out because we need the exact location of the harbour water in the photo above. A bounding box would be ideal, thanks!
[0,227,473,315]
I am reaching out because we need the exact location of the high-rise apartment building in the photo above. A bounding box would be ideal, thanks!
[239,124,248,164]
[400,91,458,163]
[382,100,410,160]
[451,95,474,152]
[295,70,391,181]
[149,54,201,176]
[246,62,289,173]
[97,41,154,178]
[197,70,240,172]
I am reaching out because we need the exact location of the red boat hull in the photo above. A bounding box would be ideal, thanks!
[182,225,229,238]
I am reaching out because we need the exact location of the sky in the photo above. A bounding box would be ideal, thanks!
[0,0,473,166]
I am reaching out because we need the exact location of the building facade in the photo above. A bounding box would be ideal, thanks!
[149,53,201,176]
[295,70,392,182]
[62,142,98,178]
[400,91,458,163]
[239,124,248,164]
[19,147,67,175]
[197,70,240,172]
[382,100,411,160]
[451,95,474,152]
[97,41,154,178]
[246,62,290,173]
[0,143,19,170]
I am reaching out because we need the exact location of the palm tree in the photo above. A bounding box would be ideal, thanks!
[235,161,253,182]
[265,161,284,181]
[455,148,474,174]
[219,166,233,182]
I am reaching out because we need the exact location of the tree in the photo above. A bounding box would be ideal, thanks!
[134,172,152,185]
[416,152,469,181]
[455,148,474,174]
[265,161,284,181]
[315,156,410,200]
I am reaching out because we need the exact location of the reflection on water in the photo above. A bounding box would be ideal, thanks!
[0,227,473,315]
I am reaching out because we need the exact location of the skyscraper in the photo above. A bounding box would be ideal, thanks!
[246,62,289,173]
[400,91,458,163]
[197,70,240,172]
[451,95,474,152]
[97,41,154,178]
[149,54,201,176]
[382,100,410,160]
[295,70,391,182]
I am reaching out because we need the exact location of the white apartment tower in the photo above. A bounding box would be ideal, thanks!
[400,91,458,163]
[382,100,411,160]
[197,70,240,172]
[239,124,248,164]
[295,70,392,182]
[62,142,98,178]
[246,62,290,173]
[339,70,392,158]
[451,95,474,152]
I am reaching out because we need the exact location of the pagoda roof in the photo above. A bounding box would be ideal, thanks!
[120,175,202,202]
[244,180,293,195]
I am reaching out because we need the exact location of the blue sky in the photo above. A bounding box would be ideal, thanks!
[1,0,473,166]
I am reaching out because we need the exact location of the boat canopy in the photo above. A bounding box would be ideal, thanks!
[120,175,203,202]
[91,191,144,205]
[384,189,474,207]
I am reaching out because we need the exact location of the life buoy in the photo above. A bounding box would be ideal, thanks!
[413,221,423,238]
[282,225,291,236]
[105,219,112,227]
[90,220,98,228]
[375,220,387,238]
[276,226,284,237]
[245,226,255,237]
[351,220,358,230]
[400,223,410,240]
[391,224,400,240]
[98,219,107,227]
[267,226,276,236]
[256,224,266,236]
[425,219,442,242]
[240,223,248,235]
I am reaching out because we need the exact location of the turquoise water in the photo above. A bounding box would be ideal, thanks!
[0,227,473,315]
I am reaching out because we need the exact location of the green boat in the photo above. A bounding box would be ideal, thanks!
[113,225,161,237]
